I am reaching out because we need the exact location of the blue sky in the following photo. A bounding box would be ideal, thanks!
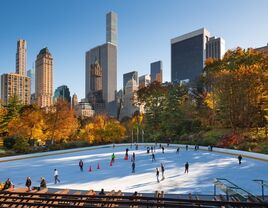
[0,0,267,100]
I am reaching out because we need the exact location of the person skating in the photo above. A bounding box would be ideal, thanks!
[111,153,116,163]
[131,152,136,162]
[54,169,60,184]
[40,177,47,189]
[79,159,84,171]
[126,148,129,157]
[238,155,242,165]
[176,147,180,154]
[25,177,32,192]
[156,168,160,183]
[162,146,165,154]
[151,146,153,153]
[184,162,189,174]
[161,163,165,180]
[2,178,12,190]
[147,146,150,154]
[132,161,135,173]
[186,145,188,151]
[152,153,156,162]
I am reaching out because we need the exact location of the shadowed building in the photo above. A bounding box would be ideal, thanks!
[85,11,117,116]
[171,28,225,83]
[150,61,163,83]
[35,47,53,108]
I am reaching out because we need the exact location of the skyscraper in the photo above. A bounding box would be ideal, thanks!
[35,47,53,108]
[150,61,163,83]
[171,28,225,83]
[123,71,138,94]
[106,11,117,45]
[16,40,27,76]
[54,85,71,104]
[27,68,35,94]
[85,12,117,116]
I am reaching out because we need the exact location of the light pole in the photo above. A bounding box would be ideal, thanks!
[142,129,144,143]
[136,126,139,143]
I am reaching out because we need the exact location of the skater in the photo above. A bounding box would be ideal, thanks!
[176,147,180,153]
[156,168,160,182]
[162,146,165,154]
[25,177,32,192]
[54,169,60,184]
[184,162,189,174]
[126,148,129,156]
[186,145,188,151]
[40,177,47,189]
[194,145,197,151]
[152,153,156,162]
[2,178,12,190]
[147,146,150,154]
[238,155,242,165]
[132,152,136,162]
[159,144,162,148]
[151,146,153,153]
[111,153,115,163]
[132,161,135,173]
[135,144,138,150]
[79,159,84,171]
[161,163,165,180]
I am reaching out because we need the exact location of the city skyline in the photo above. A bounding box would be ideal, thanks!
[0,0,268,99]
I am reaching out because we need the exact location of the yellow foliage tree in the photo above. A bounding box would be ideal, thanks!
[46,100,79,142]
[8,105,47,142]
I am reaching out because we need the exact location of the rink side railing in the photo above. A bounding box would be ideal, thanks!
[0,188,268,208]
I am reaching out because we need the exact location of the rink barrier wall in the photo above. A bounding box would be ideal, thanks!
[0,143,267,163]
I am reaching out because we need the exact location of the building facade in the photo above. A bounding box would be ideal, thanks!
[72,93,78,109]
[54,85,71,104]
[75,101,95,119]
[106,11,117,45]
[27,68,35,94]
[206,37,225,59]
[139,74,151,88]
[35,48,53,108]
[255,44,268,56]
[16,40,27,76]
[150,61,163,83]
[1,73,30,105]
[85,12,117,116]
[171,28,225,83]
[123,71,138,94]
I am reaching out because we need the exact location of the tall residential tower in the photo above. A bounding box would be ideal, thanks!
[150,61,163,83]
[16,39,27,76]
[35,48,53,108]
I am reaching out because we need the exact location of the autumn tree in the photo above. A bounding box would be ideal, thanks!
[46,100,79,143]
[8,105,47,143]
[204,48,268,131]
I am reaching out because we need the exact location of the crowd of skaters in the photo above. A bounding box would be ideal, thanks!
[1,143,244,190]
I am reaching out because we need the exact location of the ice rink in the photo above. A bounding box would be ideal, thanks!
[0,144,267,195]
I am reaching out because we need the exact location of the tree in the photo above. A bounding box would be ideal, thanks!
[46,100,79,143]
[0,96,22,136]
[8,105,47,143]
[204,48,268,131]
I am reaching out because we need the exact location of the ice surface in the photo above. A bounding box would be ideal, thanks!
[0,145,267,195]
